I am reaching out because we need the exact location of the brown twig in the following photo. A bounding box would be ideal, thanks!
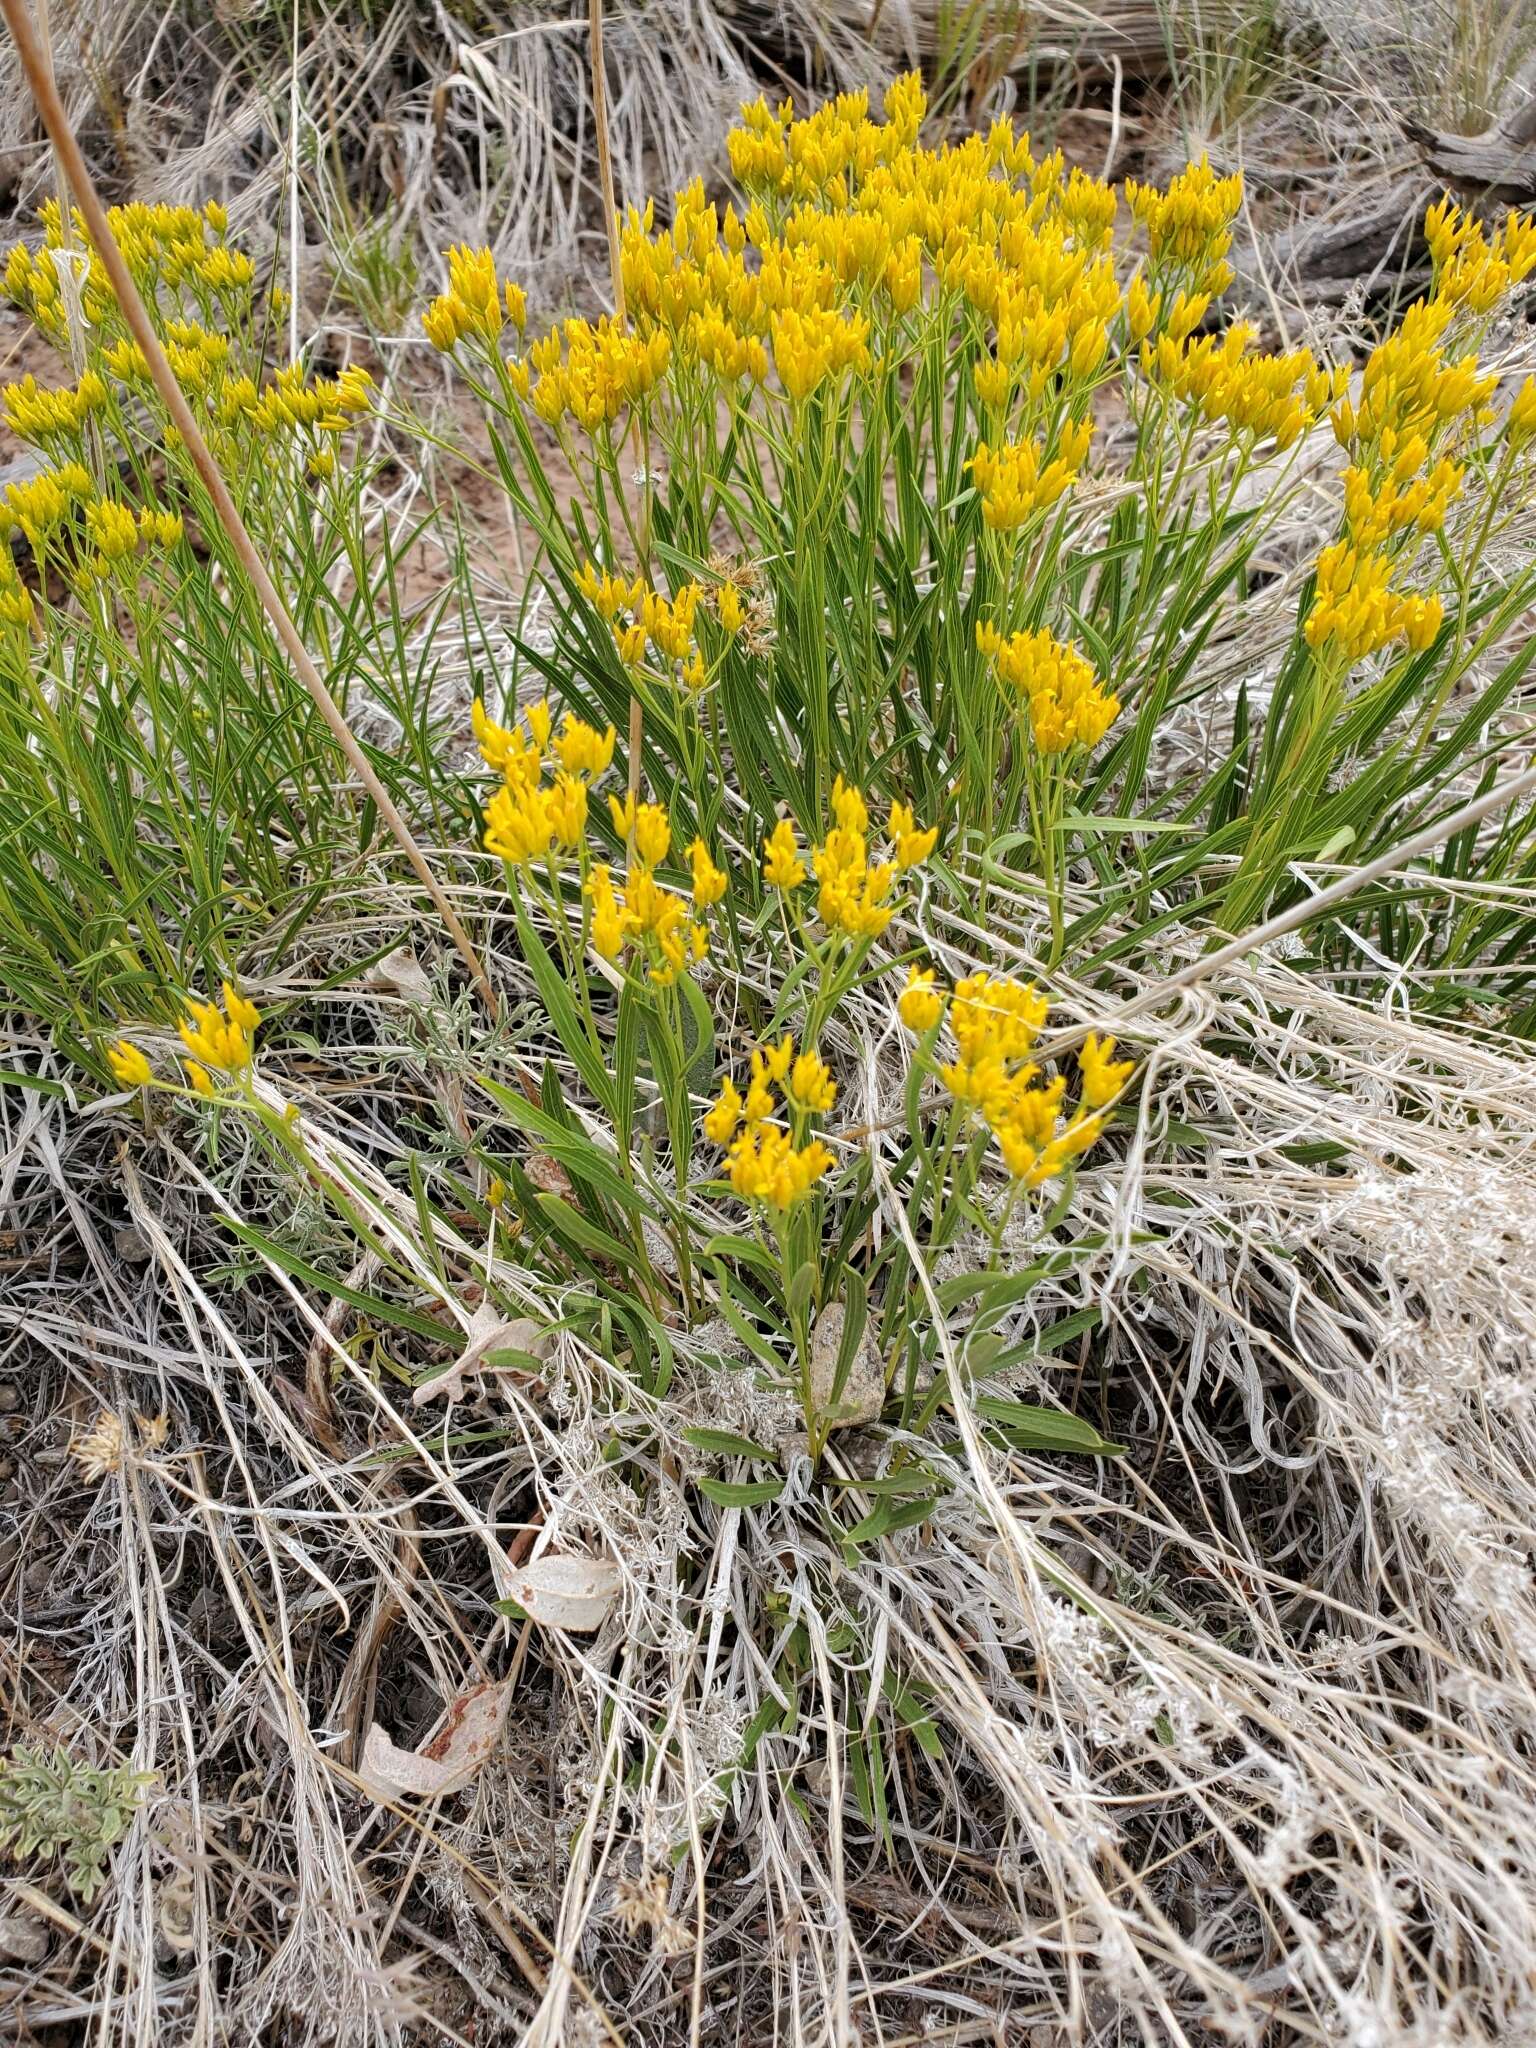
[0,0,497,1014]
[586,0,645,818]
[587,0,624,324]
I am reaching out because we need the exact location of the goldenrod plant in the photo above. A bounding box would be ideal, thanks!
[0,198,437,1058]
[7,59,1536,2043]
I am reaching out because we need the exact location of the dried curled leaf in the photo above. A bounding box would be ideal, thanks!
[809,1300,885,1433]
[358,1677,510,1802]
[498,1551,622,1633]
[413,1300,553,1406]
[360,946,435,1005]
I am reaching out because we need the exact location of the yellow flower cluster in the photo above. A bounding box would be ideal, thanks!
[0,453,182,590]
[1140,323,1345,450]
[177,982,260,1092]
[763,778,936,939]
[1330,296,1495,457]
[475,694,616,866]
[470,692,727,986]
[105,982,262,1098]
[976,621,1120,754]
[769,301,872,403]
[76,498,184,583]
[900,965,1130,1187]
[2,199,373,499]
[1424,198,1536,316]
[704,1033,836,1210]
[422,245,527,350]
[2,198,245,348]
[106,1039,153,1088]
[513,317,672,432]
[0,552,34,629]
[589,795,727,986]
[1303,207,1533,663]
[1,370,108,444]
[1341,447,1463,550]
[0,460,92,548]
[575,559,707,686]
[241,361,373,438]
[480,72,1221,437]
[1125,156,1243,294]
[1304,544,1443,661]
[970,419,1092,529]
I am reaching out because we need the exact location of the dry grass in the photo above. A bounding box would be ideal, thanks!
[8,864,1536,2043]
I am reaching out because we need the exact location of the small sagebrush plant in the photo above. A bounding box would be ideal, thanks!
[0,1744,154,1903]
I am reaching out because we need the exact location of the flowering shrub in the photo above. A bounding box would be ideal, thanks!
[367,72,1536,1479]
[425,76,1536,957]
[1,71,1534,1506]
[0,198,393,1050]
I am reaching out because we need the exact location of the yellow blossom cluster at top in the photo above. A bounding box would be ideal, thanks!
[1305,219,1536,664]
[703,1032,837,1210]
[107,982,261,1098]
[620,76,1127,423]
[1306,545,1443,661]
[241,360,374,438]
[1124,156,1243,294]
[510,317,674,432]
[763,777,936,940]
[1424,197,1536,316]
[899,965,1131,1187]
[1331,294,1496,459]
[1,370,108,443]
[423,244,527,351]
[472,692,729,987]
[95,327,374,453]
[590,794,727,985]
[428,71,1268,460]
[976,621,1120,754]
[1,200,373,496]
[2,199,249,350]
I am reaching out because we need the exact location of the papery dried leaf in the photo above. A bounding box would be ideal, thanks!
[525,1151,574,1197]
[413,1300,552,1406]
[500,1552,621,1633]
[361,946,434,1005]
[358,1677,509,1802]
[809,1301,884,1432]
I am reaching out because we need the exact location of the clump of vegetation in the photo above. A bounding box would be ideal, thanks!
[4,52,1536,2048]
[0,1746,153,1903]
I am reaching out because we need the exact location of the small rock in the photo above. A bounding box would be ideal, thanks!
[0,1907,49,1964]
[808,1302,885,1435]
[114,1224,152,1264]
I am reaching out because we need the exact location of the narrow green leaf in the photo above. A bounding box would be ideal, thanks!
[683,1426,777,1461]
[697,1475,785,1508]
